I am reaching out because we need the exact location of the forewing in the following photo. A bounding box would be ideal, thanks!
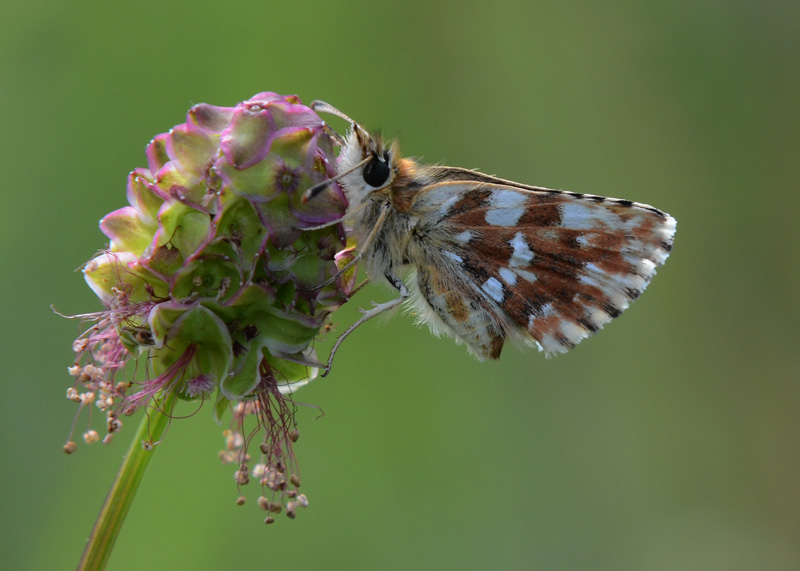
[421,182,676,355]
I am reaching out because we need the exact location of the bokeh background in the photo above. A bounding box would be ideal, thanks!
[3,1,799,569]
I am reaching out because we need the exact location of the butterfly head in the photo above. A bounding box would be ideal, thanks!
[307,100,401,207]
[337,123,400,206]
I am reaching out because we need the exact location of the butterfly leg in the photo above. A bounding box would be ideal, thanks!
[322,271,409,376]
[269,350,326,369]
[299,201,390,294]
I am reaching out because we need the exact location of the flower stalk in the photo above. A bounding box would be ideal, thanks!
[62,92,358,569]
[78,391,177,571]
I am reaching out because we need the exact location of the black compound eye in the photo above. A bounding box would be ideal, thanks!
[362,153,391,188]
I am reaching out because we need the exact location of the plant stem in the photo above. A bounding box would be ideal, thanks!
[77,392,177,571]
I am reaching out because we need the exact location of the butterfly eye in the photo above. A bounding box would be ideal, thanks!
[362,153,391,188]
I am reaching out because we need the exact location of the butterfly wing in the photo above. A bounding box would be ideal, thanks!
[408,181,676,357]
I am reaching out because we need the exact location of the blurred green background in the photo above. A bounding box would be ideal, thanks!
[3,1,799,569]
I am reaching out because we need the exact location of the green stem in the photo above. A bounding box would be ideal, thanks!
[77,392,178,571]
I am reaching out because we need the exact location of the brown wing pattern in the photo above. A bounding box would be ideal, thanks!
[433,184,676,355]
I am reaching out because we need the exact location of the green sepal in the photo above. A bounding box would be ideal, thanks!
[268,127,314,169]
[143,244,184,284]
[256,193,301,248]
[148,304,232,385]
[282,233,332,291]
[126,170,163,226]
[153,163,203,202]
[213,388,231,424]
[335,246,358,291]
[147,302,188,349]
[157,200,212,259]
[146,133,169,173]
[264,349,318,394]
[199,283,276,324]
[188,103,235,133]
[84,252,152,304]
[213,197,267,269]
[221,108,270,169]
[101,207,156,257]
[251,305,322,355]
[220,338,264,400]
[217,155,283,202]
[171,256,240,301]
[166,124,219,178]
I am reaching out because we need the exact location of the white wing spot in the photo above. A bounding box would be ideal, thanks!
[498,267,517,286]
[481,277,505,303]
[438,194,461,217]
[509,232,534,268]
[485,190,528,227]
[453,230,474,244]
[560,202,616,230]
[443,251,463,263]
[516,269,537,282]
[486,208,525,227]
[490,189,528,209]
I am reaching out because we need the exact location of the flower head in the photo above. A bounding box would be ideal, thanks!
[63,93,356,520]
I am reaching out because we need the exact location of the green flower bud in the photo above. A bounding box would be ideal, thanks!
[64,93,355,520]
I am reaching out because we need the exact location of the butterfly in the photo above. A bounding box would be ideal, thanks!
[305,101,676,372]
